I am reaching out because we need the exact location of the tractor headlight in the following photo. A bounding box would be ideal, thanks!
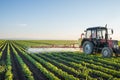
[116,45,119,49]
[112,41,119,49]
[114,45,119,49]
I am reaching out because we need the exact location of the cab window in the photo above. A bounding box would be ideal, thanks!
[97,29,102,39]
[102,29,106,39]
[92,30,96,38]
[86,30,91,38]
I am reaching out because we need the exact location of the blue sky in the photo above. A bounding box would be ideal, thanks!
[0,0,120,40]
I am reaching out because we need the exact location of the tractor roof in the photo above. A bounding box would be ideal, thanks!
[86,26,107,30]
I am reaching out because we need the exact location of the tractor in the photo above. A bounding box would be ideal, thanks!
[79,25,120,57]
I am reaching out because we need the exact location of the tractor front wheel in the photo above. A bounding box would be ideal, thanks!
[83,41,94,54]
[102,47,113,57]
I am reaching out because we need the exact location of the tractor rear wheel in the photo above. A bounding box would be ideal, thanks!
[102,47,113,57]
[83,41,94,54]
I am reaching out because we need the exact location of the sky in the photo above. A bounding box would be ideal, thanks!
[0,0,120,40]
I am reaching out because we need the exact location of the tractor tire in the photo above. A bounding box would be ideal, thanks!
[102,47,113,57]
[115,53,119,57]
[83,41,94,54]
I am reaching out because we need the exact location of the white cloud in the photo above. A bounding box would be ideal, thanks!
[18,23,28,27]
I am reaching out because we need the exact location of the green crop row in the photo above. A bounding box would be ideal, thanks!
[60,53,120,77]
[36,54,95,80]
[43,53,114,79]
[2,40,120,80]
[0,43,7,59]
[10,44,34,80]
[73,53,120,69]
[12,42,60,80]
[5,44,13,80]
[61,52,115,69]
[12,42,80,80]
[51,53,115,78]
[67,55,120,77]
[0,40,6,47]
[29,53,79,80]
[69,52,120,70]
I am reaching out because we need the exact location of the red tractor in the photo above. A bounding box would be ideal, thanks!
[80,25,120,57]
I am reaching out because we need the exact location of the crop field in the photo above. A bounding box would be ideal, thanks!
[0,40,120,80]
[14,40,78,48]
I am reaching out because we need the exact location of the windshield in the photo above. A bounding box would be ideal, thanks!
[102,29,106,39]
[85,28,107,39]
[86,30,91,38]
[97,29,107,39]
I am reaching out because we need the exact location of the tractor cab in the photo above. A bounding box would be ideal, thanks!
[80,26,120,57]
[85,27,108,40]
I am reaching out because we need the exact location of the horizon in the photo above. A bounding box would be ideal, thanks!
[1,0,120,40]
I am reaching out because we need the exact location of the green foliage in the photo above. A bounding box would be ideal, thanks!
[14,40,77,47]
[11,44,34,80]
[0,43,7,59]
[5,44,13,80]
[37,54,95,80]
[0,61,6,74]
[14,43,60,80]
[1,40,120,80]
[29,53,79,80]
